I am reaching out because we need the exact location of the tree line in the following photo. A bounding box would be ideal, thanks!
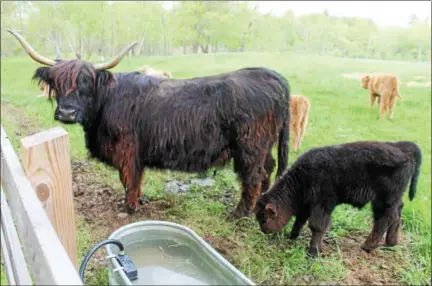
[1,1,431,61]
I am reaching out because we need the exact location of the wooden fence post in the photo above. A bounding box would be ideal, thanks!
[20,126,78,269]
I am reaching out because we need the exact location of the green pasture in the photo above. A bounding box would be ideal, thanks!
[1,53,430,285]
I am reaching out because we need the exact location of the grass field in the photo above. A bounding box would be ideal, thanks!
[1,52,430,285]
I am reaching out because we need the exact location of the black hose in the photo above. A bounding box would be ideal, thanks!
[79,239,125,283]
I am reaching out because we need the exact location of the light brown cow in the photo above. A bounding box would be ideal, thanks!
[361,74,402,120]
[138,65,172,78]
[37,81,53,98]
[290,94,311,152]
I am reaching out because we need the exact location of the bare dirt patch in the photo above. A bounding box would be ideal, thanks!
[203,233,238,257]
[72,161,172,241]
[72,160,174,277]
[325,230,408,285]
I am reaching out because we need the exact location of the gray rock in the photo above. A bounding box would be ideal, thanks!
[165,180,191,194]
[190,178,215,187]
[179,184,191,192]
[165,181,181,194]
[165,177,214,195]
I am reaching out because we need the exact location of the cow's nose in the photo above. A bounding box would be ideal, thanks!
[57,107,76,122]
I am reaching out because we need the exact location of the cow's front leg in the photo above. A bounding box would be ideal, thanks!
[119,162,144,214]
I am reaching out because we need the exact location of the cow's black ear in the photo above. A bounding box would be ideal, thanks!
[95,70,114,89]
[32,67,52,85]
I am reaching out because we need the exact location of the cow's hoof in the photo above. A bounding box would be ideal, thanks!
[126,201,139,214]
[138,196,150,205]
[230,208,249,219]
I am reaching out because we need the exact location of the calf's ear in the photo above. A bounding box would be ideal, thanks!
[265,203,278,218]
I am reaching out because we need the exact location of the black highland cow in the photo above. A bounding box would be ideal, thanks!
[255,141,422,257]
[9,30,290,218]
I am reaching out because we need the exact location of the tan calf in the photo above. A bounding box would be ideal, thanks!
[138,65,172,78]
[361,74,402,120]
[290,94,311,152]
[38,81,53,98]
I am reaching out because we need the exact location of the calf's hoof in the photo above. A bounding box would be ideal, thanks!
[307,247,319,258]
[385,240,398,247]
[360,242,376,253]
[288,232,300,240]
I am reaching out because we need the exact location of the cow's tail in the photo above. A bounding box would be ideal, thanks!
[277,120,289,178]
[271,71,290,178]
[408,143,422,201]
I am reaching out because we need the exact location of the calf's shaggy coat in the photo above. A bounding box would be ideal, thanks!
[361,74,402,120]
[8,29,290,218]
[290,94,310,152]
[255,141,422,257]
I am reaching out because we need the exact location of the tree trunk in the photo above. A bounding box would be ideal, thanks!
[161,15,167,56]
[192,42,199,53]
[200,44,208,53]
[137,24,148,56]
[111,18,115,57]
[417,41,422,62]
[78,25,83,58]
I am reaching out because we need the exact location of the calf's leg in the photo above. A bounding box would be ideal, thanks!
[307,206,331,257]
[388,94,398,120]
[293,123,302,152]
[379,92,390,120]
[386,202,403,247]
[362,200,397,252]
[289,208,310,239]
[370,92,377,109]
[297,112,309,151]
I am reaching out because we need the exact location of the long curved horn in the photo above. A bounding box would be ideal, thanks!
[93,41,138,70]
[7,29,56,66]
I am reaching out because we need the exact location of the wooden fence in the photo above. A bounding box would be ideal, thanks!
[1,125,83,285]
